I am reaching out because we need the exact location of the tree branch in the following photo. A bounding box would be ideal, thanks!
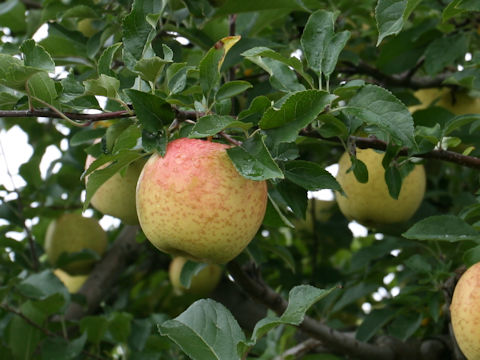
[3,106,480,169]
[301,130,480,170]
[65,225,142,320]
[338,61,451,89]
[226,261,452,360]
[226,261,396,360]
[0,109,134,121]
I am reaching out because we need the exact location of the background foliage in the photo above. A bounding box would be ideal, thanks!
[1,0,480,359]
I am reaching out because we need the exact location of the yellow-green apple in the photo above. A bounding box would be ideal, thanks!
[335,148,426,227]
[85,154,146,225]
[410,88,480,115]
[77,18,98,37]
[136,138,268,264]
[54,269,88,293]
[169,257,222,296]
[451,262,480,359]
[45,213,107,274]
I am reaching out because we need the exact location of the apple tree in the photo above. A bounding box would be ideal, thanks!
[1,0,480,359]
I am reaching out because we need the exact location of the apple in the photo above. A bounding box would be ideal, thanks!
[77,18,98,37]
[45,213,107,274]
[335,148,426,227]
[169,257,222,296]
[85,154,146,224]
[54,269,88,293]
[451,262,480,359]
[136,138,268,264]
[410,88,480,115]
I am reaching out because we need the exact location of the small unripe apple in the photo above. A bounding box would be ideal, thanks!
[451,262,480,359]
[169,257,222,296]
[85,155,146,225]
[45,213,107,274]
[54,269,88,293]
[335,149,426,227]
[136,138,268,264]
[77,18,98,37]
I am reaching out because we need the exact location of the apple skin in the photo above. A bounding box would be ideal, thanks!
[136,138,268,264]
[451,262,480,359]
[85,155,146,225]
[169,257,222,296]
[335,149,426,227]
[410,88,480,115]
[45,213,107,275]
[54,269,88,293]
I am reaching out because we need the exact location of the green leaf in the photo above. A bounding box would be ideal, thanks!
[343,85,415,148]
[70,128,106,147]
[376,0,407,46]
[199,47,224,96]
[384,165,401,199]
[424,33,468,76]
[216,81,252,101]
[80,316,109,345]
[122,0,163,59]
[20,39,55,72]
[388,312,422,341]
[27,71,58,106]
[189,115,250,138]
[444,114,480,136]
[84,150,146,210]
[0,0,26,33]
[300,10,335,74]
[84,74,120,98]
[226,132,283,181]
[142,129,168,155]
[284,160,341,191]
[17,270,69,303]
[403,215,480,242]
[259,90,336,144]
[356,308,395,342]
[125,89,174,132]
[8,301,47,360]
[108,312,133,343]
[241,47,313,87]
[249,285,335,343]
[40,333,87,360]
[180,261,207,288]
[464,245,480,266]
[134,56,171,83]
[98,43,122,76]
[158,299,246,360]
[323,30,351,78]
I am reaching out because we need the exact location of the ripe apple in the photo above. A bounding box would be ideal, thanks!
[335,148,426,227]
[54,269,88,293]
[45,213,107,274]
[85,155,146,225]
[410,88,480,115]
[169,257,222,296]
[451,262,480,359]
[136,138,268,264]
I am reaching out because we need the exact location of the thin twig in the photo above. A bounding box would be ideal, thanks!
[0,303,106,360]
